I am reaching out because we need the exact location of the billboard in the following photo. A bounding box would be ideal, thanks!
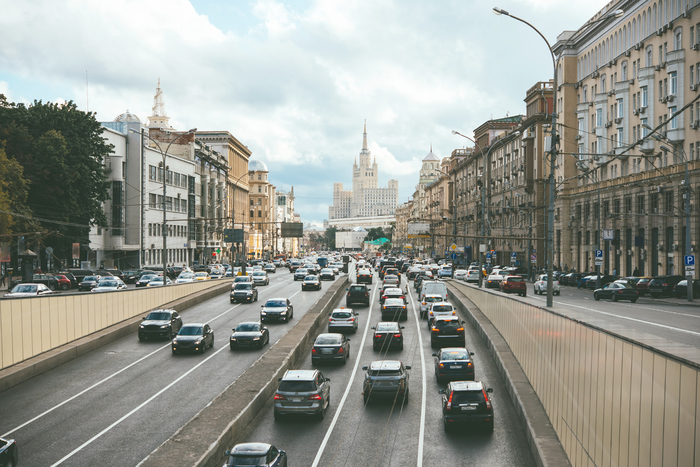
[407,222,430,238]
[281,222,303,238]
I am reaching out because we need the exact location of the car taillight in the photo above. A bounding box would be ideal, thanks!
[329,318,334,322]
[347,293,351,297]
[375,334,381,338]
[274,393,286,400]
[439,363,445,368]
[348,317,355,322]
[393,333,401,338]
[308,394,322,400]
[402,306,406,310]
[446,391,453,410]
[467,362,473,367]
[337,347,344,353]
[431,327,438,332]
[456,327,464,332]
[312,348,317,353]
[483,389,492,409]
[364,292,369,297]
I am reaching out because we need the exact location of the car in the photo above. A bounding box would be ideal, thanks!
[264,263,277,273]
[485,273,504,289]
[166,266,184,280]
[123,269,155,284]
[430,317,466,349]
[3,283,53,298]
[134,274,158,288]
[346,284,370,306]
[312,333,351,364]
[534,274,560,295]
[465,269,481,283]
[261,298,294,323]
[593,281,640,302]
[362,360,410,404]
[560,272,582,286]
[328,308,359,334]
[433,347,475,383]
[293,268,309,281]
[176,272,195,283]
[672,279,700,298]
[252,271,270,286]
[634,277,653,296]
[0,437,19,467]
[223,442,287,466]
[233,274,253,284]
[230,321,269,350]
[427,302,457,328]
[145,276,173,287]
[77,275,101,291]
[274,369,331,420]
[420,294,445,319]
[420,281,449,302]
[171,323,214,354]
[194,271,211,281]
[381,298,408,321]
[438,266,453,278]
[453,269,468,281]
[56,271,79,288]
[91,277,128,292]
[372,321,405,351]
[648,275,685,298]
[356,268,373,284]
[230,282,258,303]
[301,275,321,291]
[406,267,422,280]
[384,267,401,281]
[439,381,494,432]
[499,275,526,296]
[382,274,400,288]
[139,309,183,340]
[52,274,72,290]
[380,287,406,305]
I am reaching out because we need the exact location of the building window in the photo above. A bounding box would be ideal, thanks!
[617,128,624,147]
[637,195,645,214]
[641,86,648,107]
[675,28,682,50]
[670,71,677,95]
[149,193,157,208]
[148,223,152,237]
[670,107,678,129]
[149,165,157,180]
[666,192,674,212]
[617,98,623,118]
[596,108,603,127]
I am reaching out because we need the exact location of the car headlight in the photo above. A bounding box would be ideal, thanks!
[172,339,178,344]
[261,311,267,315]
[139,325,145,329]
[194,339,202,344]
[253,337,260,341]
[230,337,237,341]
[160,325,169,329]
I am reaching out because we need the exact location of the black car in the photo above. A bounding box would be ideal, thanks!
[293,268,308,281]
[346,284,370,306]
[439,380,494,432]
[0,437,18,467]
[593,282,639,302]
[430,317,466,349]
[171,323,214,354]
[223,442,287,467]
[127,269,157,284]
[261,298,294,323]
[362,360,410,404]
[138,309,183,340]
[135,274,158,288]
[231,282,258,303]
[230,322,269,350]
[672,279,700,298]
[433,347,475,383]
[312,333,351,364]
[166,266,183,280]
[319,268,335,281]
[381,298,408,321]
[302,275,322,291]
[78,275,101,291]
[648,275,685,298]
[372,321,405,351]
[585,274,618,289]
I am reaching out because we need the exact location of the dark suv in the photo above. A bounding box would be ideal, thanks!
[138,309,183,340]
[433,347,475,383]
[430,317,466,349]
[439,381,494,432]
[274,369,331,420]
[648,275,684,298]
[362,360,410,404]
[346,284,370,306]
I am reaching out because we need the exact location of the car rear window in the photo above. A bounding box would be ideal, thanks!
[452,391,485,404]
[507,277,523,282]
[368,369,402,377]
[432,305,453,312]
[376,323,399,331]
[349,286,366,292]
[441,350,468,360]
[332,312,353,319]
[315,335,341,345]
[434,320,461,331]
[278,381,315,392]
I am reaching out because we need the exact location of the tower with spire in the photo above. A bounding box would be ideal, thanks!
[147,78,172,130]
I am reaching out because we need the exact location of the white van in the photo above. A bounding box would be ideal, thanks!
[420,281,448,302]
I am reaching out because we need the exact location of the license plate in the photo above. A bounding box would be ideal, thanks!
[450,365,463,369]
[322,348,334,354]
[461,406,477,411]
[374,381,392,386]
[290,397,302,402]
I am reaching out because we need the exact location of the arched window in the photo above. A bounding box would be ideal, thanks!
[623,25,627,51]
[674,27,682,50]
[642,11,647,38]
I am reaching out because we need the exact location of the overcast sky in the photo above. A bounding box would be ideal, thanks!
[0,0,611,226]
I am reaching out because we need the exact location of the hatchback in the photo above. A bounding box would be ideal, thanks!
[328,308,359,334]
[433,347,475,383]
[534,274,560,295]
[382,274,400,288]
[223,442,287,467]
[672,279,700,298]
[372,322,405,351]
[499,275,526,296]
[346,284,370,306]
[420,294,444,319]
[274,369,330,420]
[380,287,405,304]
[634,277,653,296]
[312,333,351,364]
[439,381,494,432]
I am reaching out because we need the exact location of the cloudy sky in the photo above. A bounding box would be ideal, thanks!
[0,0,611,226]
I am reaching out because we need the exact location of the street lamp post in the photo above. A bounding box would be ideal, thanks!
[131,127,196,285]
[493,6,624,306]
[231,171,249,275]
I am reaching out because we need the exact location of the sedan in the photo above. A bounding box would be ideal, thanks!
[91,278,128,292]
[672,279,700,298]
[312,333,351,364]
[380,287,405,304]
[328,308,359,334]
[381,298,408,321]
[176,272,195,283]
[302,275,322,291]
[79,275,102,291]
[252,271,270,286]
[230,322,270,350]
[372,322,405,351]
[264,263,277,273]
[0,437,19,467]
[3,283,53,298]
[319,268,335,281]
[485,273,503,289]
[593,281,639,302]
[135,274,157,288]
[194,271,210,281]
[139,309,183,340]
[223,442,287,467]
[362,360,410,404]
[145,276,173,287]
[585,274,618,290]
[230,282,258,303]
[261,298,294,323]
[293,268,309,281]
[171,323,214,354]
[453,269,467,281]
[433,347,475,383]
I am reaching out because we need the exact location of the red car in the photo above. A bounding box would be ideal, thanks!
[53,274,72,290]
[499,275,527,297]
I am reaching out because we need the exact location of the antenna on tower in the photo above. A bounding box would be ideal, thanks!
[153,78,166,117]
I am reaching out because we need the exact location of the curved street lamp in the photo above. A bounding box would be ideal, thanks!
[231,171,249,275]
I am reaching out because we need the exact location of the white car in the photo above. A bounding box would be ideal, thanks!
[176,272,195,283]
[534,274,560,295]
[466,269,481,283]
[453,269,468,280]
[485,273,504,289]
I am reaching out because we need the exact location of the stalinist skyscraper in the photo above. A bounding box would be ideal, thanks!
[329,122,398,220]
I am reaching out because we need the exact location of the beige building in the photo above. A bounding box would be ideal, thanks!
[248,160,275,259]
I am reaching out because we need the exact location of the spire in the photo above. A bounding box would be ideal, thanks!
[362,120,368,151]
[152,78,165,117]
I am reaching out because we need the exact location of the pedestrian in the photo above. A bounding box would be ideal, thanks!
[577,275,583,289]
[612,268,617,277]
[633,267,640,277]
[0,271,5,288]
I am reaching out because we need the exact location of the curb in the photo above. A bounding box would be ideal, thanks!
[0,282,232,393]
[448,283,572,467]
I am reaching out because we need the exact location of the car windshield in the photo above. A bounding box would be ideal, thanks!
[316,335,341,345]
[235,283,252,290]
[332,312,352,319]
[195,272,207,277]
[97,280,118,287]
[278,381,315,392]
[179,326,203,336]
[265,300,287,307]
[253,272,265,276]
[230,455,267,465]
[236,323,260,332]
[12,284,37,293]
[441,350,468,360]
[140,275,157,281]
[146,312,171,320]
[452,391,485,404]
[376,323,399,332]
[83,276,98,281]
[304,276,318,281]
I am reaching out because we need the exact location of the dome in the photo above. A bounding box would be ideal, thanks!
[352,227,367,232]
[114,110,141,123]
[248,160,269,172]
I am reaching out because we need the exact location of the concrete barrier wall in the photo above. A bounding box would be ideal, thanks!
[451,282,699,467]
[0,280,228,371]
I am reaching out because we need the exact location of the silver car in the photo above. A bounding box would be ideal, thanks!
[274,369,331,420]
[328,308,359,334]
[420,294,444,319]
[252,271,269,286]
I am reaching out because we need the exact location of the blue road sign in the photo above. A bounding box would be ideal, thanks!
[486,253,491,259]
[685,255,695,266]
[451,253,457,260]
[511,252,517,259]
[595,249,603,259]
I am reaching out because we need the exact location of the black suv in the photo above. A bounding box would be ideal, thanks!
[139,309,183,340]
[439,381,494,432]
[372,322,405,351]
[231,282,258,303]
[362,360,410,404]
[430,317,466,349]
[648,275,684,298]
[346,284,370,306]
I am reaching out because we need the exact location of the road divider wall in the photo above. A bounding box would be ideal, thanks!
[0,280,230,372]
[140,276,350,467]
[450,281,699,467]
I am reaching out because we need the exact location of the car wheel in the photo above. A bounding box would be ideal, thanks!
[342,354,347,365]
[138,335,144,341]
[373,343,379,351]
[443,418,451,432]
[49,284,56,291]
[403,388,409,403]
[230,344,235,351]
[631,299,637,303]
[612,294,618,302]
[230,300,234,304]
[61,284,69,291]
[594,293,600,301]
[556,291,560,296]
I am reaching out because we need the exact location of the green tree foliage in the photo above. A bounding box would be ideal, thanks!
[323,226,338,250]
[364,226,392,242]
[0,95,112,263]
[0,143,32,239]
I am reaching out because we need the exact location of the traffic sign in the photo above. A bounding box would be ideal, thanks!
[450,243,458,251]
[451,253,457,260]
[510,251,516,264]
[595,249,603,266]
[685,255,695,266]
[530,254,537,263]
[486,253,491,259]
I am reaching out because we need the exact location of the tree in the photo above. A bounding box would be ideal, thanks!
[0,143,32,239]
[0,95,112,268]
[323,226,338,250]
[364,227,385,242]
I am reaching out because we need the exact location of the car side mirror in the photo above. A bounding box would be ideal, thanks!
[487,387,493,393]
[142,317,147,320]
[431,353,437,357]
[438,388,445,394]
[400,326,405,329]
[405,365,412,370]
[371,327,376,330]
[470,352,475,356]
[362,366,368,370]
[279,450,286,456]
[278,377,282,381]
[326,378,331,382]
[462,320,466,324]
[225,450,231,456]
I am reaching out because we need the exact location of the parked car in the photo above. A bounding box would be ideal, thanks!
[560,272,582,286]
[0,437,19,467]
[593,281,640,302]
[223,442,287,467]
[261,298,294,323]
[52,274,72,290]
[328,308,359,334]
[3,283,53,298]
[362,360,410,404]
[346,284,370,306]
[312,333,351,365]
[439,381,494,432]
[138,309,183,340]
[372,321,405,351]
[499,275,526,296]
[634,277,653,296]
[91,277,128,292]
[56,271,78,288]
[433,347,475,383]
[584,274,617,289]
[430,317,466,349]
[230,321,269,350]
[648,275,684,298]
[78,275,102,291]
[171,323,214,354]
[230,282,258,303]
[534,274,560,295]
[672,279,700,298]
[14,273,60,291]
[274,369,330,420]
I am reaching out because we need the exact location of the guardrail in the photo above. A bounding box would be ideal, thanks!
[0,280,228,371]
[451,281,698,467]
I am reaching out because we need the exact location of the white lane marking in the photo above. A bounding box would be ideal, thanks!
[50,343,230,466]
[407,286,427,467]
[2,301,242,438]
